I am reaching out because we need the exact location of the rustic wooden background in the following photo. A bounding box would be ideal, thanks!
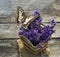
[0,0,60,57]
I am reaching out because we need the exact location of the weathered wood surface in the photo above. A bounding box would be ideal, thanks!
[49,39,60,57]
[0,39,19,57]
[0,0,60,57]
[0,39,60,57]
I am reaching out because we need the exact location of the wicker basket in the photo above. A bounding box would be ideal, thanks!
[17,36,50,57]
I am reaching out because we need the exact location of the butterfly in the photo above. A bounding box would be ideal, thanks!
[17,6,44,28]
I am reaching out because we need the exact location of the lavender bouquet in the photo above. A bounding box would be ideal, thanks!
[17,11,57,57]
[18,11,56,49]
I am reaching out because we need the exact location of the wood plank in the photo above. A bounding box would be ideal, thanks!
[0,17,16,24]
[0,24,19,38]
[0,23,60,38]
[41,14,60,22]
[0,12,17,24]
[0,40,19,57]
[0,39,60,57]
[49,39,60,57]
[0,14,60,24]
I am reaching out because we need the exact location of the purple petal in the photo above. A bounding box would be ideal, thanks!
[33,10,40,15]
[39,45,44,48]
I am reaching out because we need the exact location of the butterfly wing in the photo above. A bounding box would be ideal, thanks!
[23,14,39,28]
[17,6,26,24]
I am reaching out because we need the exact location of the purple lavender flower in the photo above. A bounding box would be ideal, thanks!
[19,30,24,35]
[19,11,56,46]
[29,37,33,41]
[39,45,44,48]
[51,19,56,27]
[34,10,40,16]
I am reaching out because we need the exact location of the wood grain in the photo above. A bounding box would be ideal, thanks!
[0,39,60,57]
